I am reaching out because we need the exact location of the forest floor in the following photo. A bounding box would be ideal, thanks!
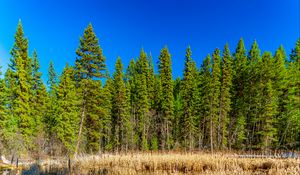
[2,152,300,174]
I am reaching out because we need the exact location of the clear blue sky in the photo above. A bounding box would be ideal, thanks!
[0,0,299,81]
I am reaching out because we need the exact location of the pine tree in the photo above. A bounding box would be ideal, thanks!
[48,60,58,90]
[218,44,233,149]
[101,78,113,151]
[125,59,139,149]
[135,49,150,150]
[158,47,174,150]
[197,55,212,149]
[259,52,277,150]
[229,38,247,149]
[56,64,79,154]
[290,39,300,62]
[46,60,59,155]
[151,75,163,150]
[1,68,20,154]
[272,46,288,148]
[281,39,300,149]
[146,54,157,150]
[111,57,131,152]
[181,46,197,150]
[172,77,182,149]
[75,23,107,154]
[209,48,221,152]
[0,67,10,151]
[246,40,262,149]
[9,21,34,150]
[30,50,47,154]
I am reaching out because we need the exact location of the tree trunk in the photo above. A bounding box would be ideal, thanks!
[75,98,86,156]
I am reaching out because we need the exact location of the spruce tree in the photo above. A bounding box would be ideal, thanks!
[229,38,247,149]
[74,23,107,154]
[1,68,20,154]
[209,48,221,152]
[259,52,277,150]
[158,47,174,150]
[197,55,212,149]
[56,64,79,154]
[181,46,197,150]
[111,57,131,152]
[46,60,59,154]
[135,49,150,150]
[9,21,34,150]
[246,40,262,149]
[272,46,288,148]
[218,44,232,149]
[30,50,47,154]
[281,39,300,149]
[101,78,113,151]
[173,77,182,149]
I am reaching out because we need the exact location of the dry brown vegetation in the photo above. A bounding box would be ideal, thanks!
[37,152,300,175]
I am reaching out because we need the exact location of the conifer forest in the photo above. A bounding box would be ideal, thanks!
[0,21,300,157]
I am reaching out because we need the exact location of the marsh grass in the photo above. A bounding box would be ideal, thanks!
[46,152,300,175]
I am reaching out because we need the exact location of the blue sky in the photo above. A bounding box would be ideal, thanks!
[0,0,299,81]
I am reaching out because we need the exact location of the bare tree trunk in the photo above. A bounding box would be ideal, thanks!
[75,97,86,156]
[210,114,214,154]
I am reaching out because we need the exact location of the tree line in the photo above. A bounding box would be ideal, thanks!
[0,21,299,156]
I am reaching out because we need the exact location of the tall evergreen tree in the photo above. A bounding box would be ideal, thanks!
[259,52,277,150]
[30,51,47,155]
[111,57,131,152]
[101,78,113,151]
[74,23,107,154]
[197,55,212,149]
[218,44,233,149]
[56,64,79,154]
[181,46,197,150]
[246,40,262,149]
[209,48,221,152]
[45,60,59,155]
[135,49,150,150]
[158,47,174,150]
[172,77,182,149]
[281,39,300,149]
[9,21,34,150]
[229,38,247,149]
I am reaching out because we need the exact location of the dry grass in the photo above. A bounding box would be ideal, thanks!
[50,152,300,175]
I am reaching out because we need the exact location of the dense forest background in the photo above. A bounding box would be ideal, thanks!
[0,22,299,157]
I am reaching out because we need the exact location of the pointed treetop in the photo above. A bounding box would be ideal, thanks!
[48,60,57,90]
[274,45,287,62]
[223,43,232,61]
[290,39,300,62]
[116,57,123,71]
[202,54,211,71]
[262,51,272,63]
[248,40,261,62]
[185,46,192,64]
[32,50,40,70]
[10,20,29,70]
[75,23,107,79]
[236,38,246,54]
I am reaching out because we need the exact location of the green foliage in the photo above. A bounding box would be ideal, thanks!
[111,57,132,151]
[158,47,174,150]
[9,21,34,150]
[0,22,299,154]
[229,38,247,149]
[218,44,233,149]
[74,23,107,154]
[56,64,79,154]
[209,48,221,151]
[181,47,197,150]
